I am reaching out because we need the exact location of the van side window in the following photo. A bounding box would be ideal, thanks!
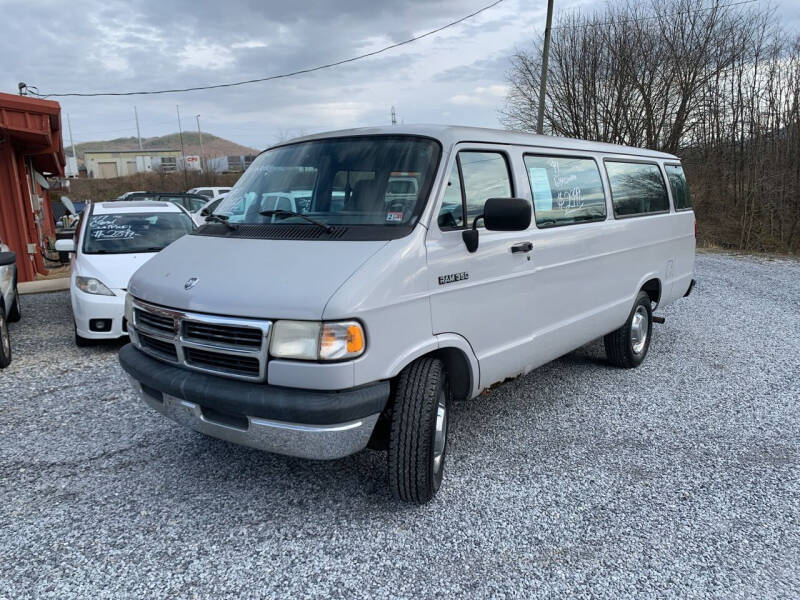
[460,152,512,227]
[665,164,692,210]
[438,163,465,229]
[524,155,606,227]
[438,152,512,230]
[605,161,670,217]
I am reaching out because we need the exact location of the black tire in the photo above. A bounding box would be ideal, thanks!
[0,308,11,368]
[604,290,653,368]
[7,280,21,323]
[74,324,93,347]
[388,357,450,504]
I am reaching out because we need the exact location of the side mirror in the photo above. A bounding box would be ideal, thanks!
[55,239,75,253]
[0,251,15,267]
[483,197,531,231]
[200,208,210,216]
[461,197,531,253]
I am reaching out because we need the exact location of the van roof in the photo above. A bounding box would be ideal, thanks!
[278,125,678,160]
[95,201,184,214]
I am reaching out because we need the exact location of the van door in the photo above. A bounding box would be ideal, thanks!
[520,152,623,368]
[426,147,536,389]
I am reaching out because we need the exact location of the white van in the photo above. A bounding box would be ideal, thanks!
[120,126,695,503]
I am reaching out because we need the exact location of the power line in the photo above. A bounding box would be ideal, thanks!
[28,0,506,98]
[552,0,758,29]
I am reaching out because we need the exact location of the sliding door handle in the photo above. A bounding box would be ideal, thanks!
[510,241,533,254]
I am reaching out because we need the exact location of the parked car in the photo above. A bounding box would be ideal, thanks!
[55,201,195,346]
[190,195,226,226]
[187,187,231,199]
[119,125,696,503]
[0,239,21,368]
[115,191,151,201]
[118,191,209,214]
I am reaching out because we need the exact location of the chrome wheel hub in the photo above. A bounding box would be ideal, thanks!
[432,389,447,476]
[630,305,649,354]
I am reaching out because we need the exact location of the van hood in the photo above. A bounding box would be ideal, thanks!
[79,253,158,290]
[127,234,388,320]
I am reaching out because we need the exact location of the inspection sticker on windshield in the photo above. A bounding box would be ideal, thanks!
[386,211,404,222]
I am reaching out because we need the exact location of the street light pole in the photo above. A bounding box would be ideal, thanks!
[176,105,187,187]
[536,0,555,135]
[195,115,205,172]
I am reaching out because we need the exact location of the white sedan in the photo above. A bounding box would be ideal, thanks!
[0,238,21,368]
[55,200,195,346]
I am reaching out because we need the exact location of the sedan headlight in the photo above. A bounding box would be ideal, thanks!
[76,276,114,296]
[269,320,365,361]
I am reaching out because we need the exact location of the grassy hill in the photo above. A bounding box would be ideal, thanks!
[65,132,259,162]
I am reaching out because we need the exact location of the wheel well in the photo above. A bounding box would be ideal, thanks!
[641,278,661,306]
[369,346,473,451]
[434,346,473,401]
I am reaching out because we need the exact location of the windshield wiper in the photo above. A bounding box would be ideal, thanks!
[259,209,333,233]
[204,214,237,230]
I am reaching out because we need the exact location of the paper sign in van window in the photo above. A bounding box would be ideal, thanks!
[529,167,553,211]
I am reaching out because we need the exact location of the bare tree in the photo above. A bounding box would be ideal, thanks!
[502,0,800,254]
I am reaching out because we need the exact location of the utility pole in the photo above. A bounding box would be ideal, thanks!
[536,0,555,135]
[195,115,205,172]
[67,114,76,177]
[134,106,143,150]
[391,106,397,125]
[176,105,187,187]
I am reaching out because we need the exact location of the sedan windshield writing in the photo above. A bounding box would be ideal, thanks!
[83,213,194,254]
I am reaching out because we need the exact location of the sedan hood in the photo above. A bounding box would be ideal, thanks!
[80,253,158,290]
[127,234,388,320]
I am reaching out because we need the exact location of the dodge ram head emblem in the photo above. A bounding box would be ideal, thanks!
[184,277,199,290]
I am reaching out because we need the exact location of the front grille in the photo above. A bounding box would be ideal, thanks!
[184,348,260,377]
[130,299,271,382]
[135,309,174,334]
[184,322,263,348]
[139,333,178,360]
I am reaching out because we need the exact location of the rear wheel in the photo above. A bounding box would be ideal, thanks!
[0,309,11,368]
[604,290,653,368]
[7,280,21,322]
[388,357,450,504]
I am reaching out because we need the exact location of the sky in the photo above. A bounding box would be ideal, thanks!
[2,0,799,152]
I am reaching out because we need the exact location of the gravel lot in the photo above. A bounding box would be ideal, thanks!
[1,252,798,599]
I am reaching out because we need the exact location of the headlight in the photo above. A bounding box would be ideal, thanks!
[76,276,114,296]
[269,320,365,361]
[124,292,134,322]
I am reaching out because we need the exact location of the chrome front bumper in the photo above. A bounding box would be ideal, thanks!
[127,376,379,460]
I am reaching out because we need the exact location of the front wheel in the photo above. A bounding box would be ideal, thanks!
[0,309,11,368]
[7,280,21,322]
[74,323,93,347]
[388,357,450,504]
[604,290,653,368]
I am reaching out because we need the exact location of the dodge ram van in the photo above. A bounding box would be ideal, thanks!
[119,125,695,504]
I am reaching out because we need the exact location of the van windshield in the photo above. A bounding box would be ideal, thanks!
[83,212,194,254]
[212,136,441,237]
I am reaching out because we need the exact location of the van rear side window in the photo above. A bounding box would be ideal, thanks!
[605,161,670,217]
[524,155,606,227]
[665,164,692,210]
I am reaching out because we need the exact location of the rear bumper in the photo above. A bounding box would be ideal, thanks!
[119,344,389,459]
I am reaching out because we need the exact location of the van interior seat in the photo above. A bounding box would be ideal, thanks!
[348,180,380,212]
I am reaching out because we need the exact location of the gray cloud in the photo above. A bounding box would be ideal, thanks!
[3,0,798,151]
